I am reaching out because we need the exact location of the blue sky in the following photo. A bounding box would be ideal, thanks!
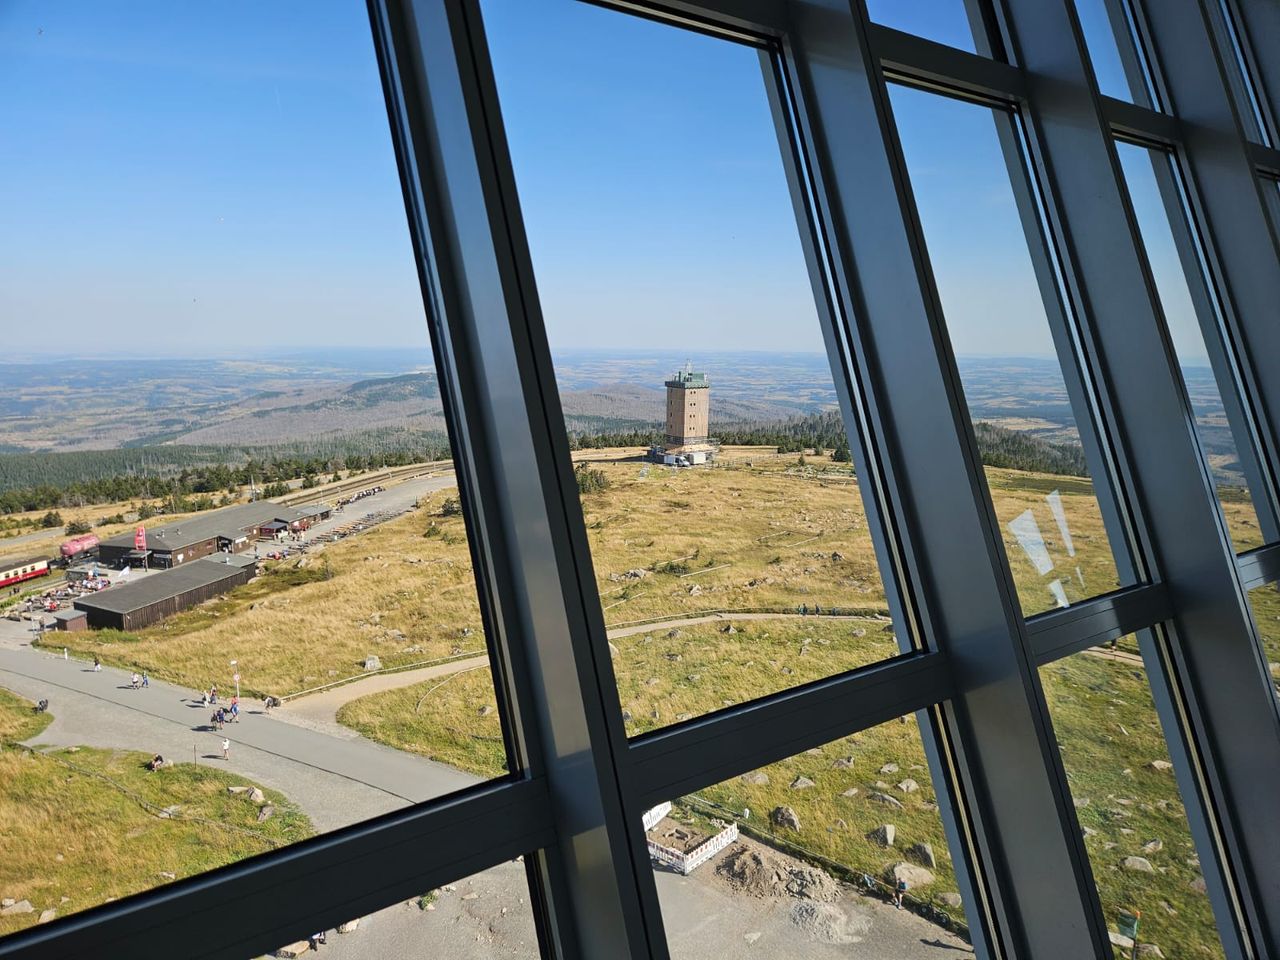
[0,0,1184,361]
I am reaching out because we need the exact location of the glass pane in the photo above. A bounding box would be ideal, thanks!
[267,861,542,958]
[865,0,979,54]
[1072,0,1144,103]
[0,1,512,933]
[1115,143,1264,554]
[648,714,973,957]
[1041,644,1226,960]
[1246,583,1280,700]
[1215,0,1271,146]
[483,0,904,736]
[889,85,1123,616]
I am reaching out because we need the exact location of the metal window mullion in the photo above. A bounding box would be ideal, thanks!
[1230,0,1280,143]
[779,2,1121,956]
[1127,0,1280,533]
[996,0,1280,955]
[0,778,555,960]
[368,1,677,957]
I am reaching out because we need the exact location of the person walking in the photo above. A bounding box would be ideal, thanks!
[894,878,908,909]
[141,672,149,688]
[221,737,230,761]
[62,647,68,661]
[93,656,101,672]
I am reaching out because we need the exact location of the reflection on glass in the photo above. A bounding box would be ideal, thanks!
[484,0,903,736]
[0,1,510,936]
[1041,645,1226,959]
[1072,0,1142,102]
[864,0,978,54]
[889,84,1122,615]
[1246,584,1280,699]
[1116,143,1264,553]
[268,861,541,959]
[648,716,972,957]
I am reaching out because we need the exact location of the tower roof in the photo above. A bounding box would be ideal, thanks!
[665,369,709,388]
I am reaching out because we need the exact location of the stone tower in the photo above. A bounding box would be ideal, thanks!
[661,363,713,463]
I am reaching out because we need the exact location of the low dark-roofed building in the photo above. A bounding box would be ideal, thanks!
[97,501,330,569]
[73,555,258,631]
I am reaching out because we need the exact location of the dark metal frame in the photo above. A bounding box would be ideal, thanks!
[5,0,1280,958]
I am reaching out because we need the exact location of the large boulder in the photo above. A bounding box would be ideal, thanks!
[363,655,382,672]
[865,824,895,847]
[906,842,937,869]
[1122,856,1155,873]
[0,901,33,916]
[770,806,801,831]
[885,862,935,888]
[790,776,816,790]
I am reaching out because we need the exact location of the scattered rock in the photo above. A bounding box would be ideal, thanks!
[1189,876,1207,895]
[1109,931,1134,951]
[257,805,275,823]
[159,871,176,880]
[741,771,769,786]
[743,931,761,945]
[866,824,896,847]
[721,624,737,634]
[771,806,801,831]
[362,655,382,672]
[1137,946,1165,959]
[790,776,815,790]
[1,901,33,916]
[248,788,266,805]
[665,653,682,662]
[868,792,904,809]
[896,778,919,794]
[886,862,935,887]
[274,943,312,959]
[1146,760,1173,772]
[1,900,12,908]
[1122,856,1155,873]
[831,757,853,769]
[158,805,180,819]
[1073,797,1090,808]
[338,919,360,934]
[1158,900,1176,916]
[608,642,619,657]
[1142,839,1163,855]
[939,892,964,909]
[687,585,702,596]
[840,787,860,798]
[477,705,494,717]
[906,842,936,869]
[805,748,822,756]
[621,710,633,723]
[879,763,899,774]
[38,909,56,924]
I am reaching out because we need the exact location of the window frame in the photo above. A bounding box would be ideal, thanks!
[5,0,1280,957]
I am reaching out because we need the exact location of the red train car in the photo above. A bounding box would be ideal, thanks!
[0,557,51,589]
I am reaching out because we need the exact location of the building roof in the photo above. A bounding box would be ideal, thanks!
[99,501,330,554]
[665,369,709,388]
[1,556,49,571]
[51,609,87,622]
[73,556,255,616]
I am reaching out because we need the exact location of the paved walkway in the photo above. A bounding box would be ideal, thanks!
[0,646,475,809]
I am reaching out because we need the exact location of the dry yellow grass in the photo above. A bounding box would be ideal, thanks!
[57,493,485,696]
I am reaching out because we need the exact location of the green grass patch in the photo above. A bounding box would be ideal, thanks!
[0,691,313,936]
[1042,651,1225,958]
